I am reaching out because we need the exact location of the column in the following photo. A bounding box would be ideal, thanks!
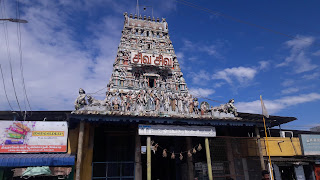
[255,126,266,170]
[205,138,213,180]
[135,128,142,180]
[226,138,236,179]
[242,158,249,180]
[186,137,194,180]
[75,121,85,180]
[273,164,282,180]
[147,136,151,180]
[294,165,306,180]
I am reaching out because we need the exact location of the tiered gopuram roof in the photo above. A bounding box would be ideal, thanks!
[72,13,240,120]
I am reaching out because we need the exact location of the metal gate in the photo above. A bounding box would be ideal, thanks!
[92,161,134,180]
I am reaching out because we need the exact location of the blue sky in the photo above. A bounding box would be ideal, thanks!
[0,0,319,130]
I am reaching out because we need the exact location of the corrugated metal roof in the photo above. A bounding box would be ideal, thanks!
[0,154,75,167]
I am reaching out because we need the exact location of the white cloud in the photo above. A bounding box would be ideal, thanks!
[302,72,320,80]
[201,45,219,56]
[188,56,198,61]
[189,88,215,97]
[0,1,122,110]
[0,0,181,111]
[212,66,257,84]
[281,87,299,95]
[189,70,211,85]
[176,52,184,59]
[258,60,270,70]
[313,50,320,56]
[181,39,223,58]
[277,36,317,73]
[281,79,295,87]
[236,93,320,114]
[214,82,225,88]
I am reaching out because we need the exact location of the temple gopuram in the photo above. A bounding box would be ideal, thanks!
[69,13,296,180]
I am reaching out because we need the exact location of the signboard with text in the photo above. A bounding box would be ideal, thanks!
[131,51,173,68]
[299,134,320,155]
[0,121,68,153]
[138,124,216,137]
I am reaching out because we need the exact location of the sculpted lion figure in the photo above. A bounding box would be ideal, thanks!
[212,99,238,116]
[87,95,105,106]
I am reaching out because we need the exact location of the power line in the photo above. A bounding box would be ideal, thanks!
[188,89,224,103]
[1,0,23,114]
[176,0,320,48]
[87,85,109,95]
[0,64,14,110]
[16,0,32,115]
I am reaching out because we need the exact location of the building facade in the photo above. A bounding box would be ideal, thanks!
[69,13,296,180]
[1,13,315,180]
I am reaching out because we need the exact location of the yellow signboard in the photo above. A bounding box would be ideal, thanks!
[32,131,64,136]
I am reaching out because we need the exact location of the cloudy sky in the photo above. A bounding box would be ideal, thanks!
[0,0,319,130]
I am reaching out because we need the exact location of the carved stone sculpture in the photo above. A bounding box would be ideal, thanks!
[87,95,104,106]
[74,88,87,110]
[73,14,240,119]
[226,99,238,116]
[193,98,199,114]
[200,101,209,115]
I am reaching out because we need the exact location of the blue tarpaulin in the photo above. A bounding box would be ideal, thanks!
[0,154,75,167]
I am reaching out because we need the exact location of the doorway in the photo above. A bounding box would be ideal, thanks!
[148,77,155,88]
[279,166,296,180]
[92,125,135,179]
[141,136,206,180]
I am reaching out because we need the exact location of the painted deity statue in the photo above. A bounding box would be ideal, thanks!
[183,93,189,113]
[112,96,120,110]
[74,88,87,110]
[226,99,238,116]
[164,96,170,112]
[103,91,113,111]
[193,98,199,114]
[177,93,183,113]
[120,94,126,112]
[188,94,194,114]
[155,93,161,111]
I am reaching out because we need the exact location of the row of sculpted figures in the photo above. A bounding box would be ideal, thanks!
[75,88,238,117]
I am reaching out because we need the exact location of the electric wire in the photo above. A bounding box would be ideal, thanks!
[0,64,14,110]
[1,0,23,114]
[87,85,109,95]
[188,89,224,103]
[15,0,26,112]
[16,0,32,117]
[176,0,320,48]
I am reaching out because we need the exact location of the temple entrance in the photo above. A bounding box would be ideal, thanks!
[141,136,207,180]
[92,125,135,179]
[279,165,295,180]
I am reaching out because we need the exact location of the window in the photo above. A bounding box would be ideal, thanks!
[148,78,155,88]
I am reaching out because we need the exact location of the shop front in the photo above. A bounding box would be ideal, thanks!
[0,120,75,179]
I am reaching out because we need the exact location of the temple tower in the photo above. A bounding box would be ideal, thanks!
[107,12,187,94]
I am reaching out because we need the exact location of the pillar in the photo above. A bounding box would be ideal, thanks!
[147,136,151,180]
[255,126,266,170]
[135,128,142,180]
[186,137,194,180]
[273,164,282,180]
[0,168,4,180]
[226,138,236,179]
[80,124,95,180]
[75,121,84,180]
[242,158,249,180]
[205,138,213,180]
[294,165,306,180]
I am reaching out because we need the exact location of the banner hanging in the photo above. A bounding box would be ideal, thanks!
[0,121,68,153]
